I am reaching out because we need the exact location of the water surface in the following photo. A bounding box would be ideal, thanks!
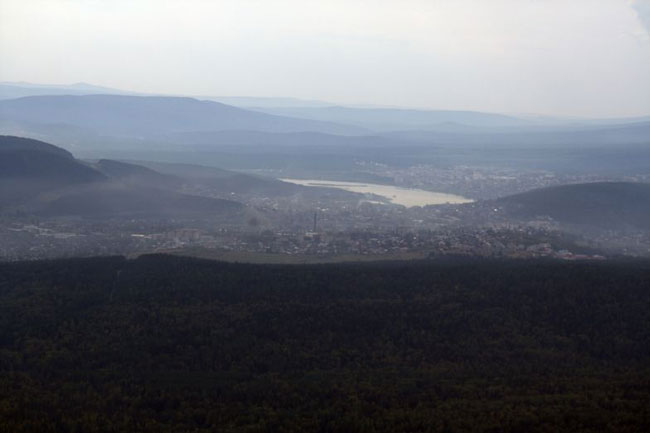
[281,179,473,207]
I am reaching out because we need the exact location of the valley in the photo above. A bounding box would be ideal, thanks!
[2,1,650,429]
[2,134,649,263]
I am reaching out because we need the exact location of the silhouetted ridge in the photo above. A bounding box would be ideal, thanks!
[0,135,106,206]
[0,135,74,159]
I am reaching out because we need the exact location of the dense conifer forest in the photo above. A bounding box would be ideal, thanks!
[1,255,649,432]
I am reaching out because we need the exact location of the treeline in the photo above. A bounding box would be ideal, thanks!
[1,255,649,432]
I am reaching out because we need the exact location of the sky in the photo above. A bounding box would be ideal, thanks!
[1,0,649,117]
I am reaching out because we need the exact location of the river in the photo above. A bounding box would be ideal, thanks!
[280,179,473,207]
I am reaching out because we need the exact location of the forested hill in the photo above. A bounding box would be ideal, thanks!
[0,135,104,183]
[0,135,106,207]
[0,135,246,217]
[1,254,649,432]
[496,181,650,229]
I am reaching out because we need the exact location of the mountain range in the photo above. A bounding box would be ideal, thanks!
[0,94,366,137]
[0,82,137,99]
[248,105,530,131]
[2,81,648,134]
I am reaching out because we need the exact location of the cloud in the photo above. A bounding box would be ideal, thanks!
[632,0,650,35]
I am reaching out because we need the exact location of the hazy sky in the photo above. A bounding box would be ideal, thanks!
[1,0,649,117]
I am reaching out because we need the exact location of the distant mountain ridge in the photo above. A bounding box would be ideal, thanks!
[0,94,366,136]
[207,96,334,108]
[2,81,648,132]
[165,130,406,148]
[0,82,137,100]
[384,121,650,146]
[248,106,531,131]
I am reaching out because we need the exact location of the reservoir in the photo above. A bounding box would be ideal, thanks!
[280,179,473,207]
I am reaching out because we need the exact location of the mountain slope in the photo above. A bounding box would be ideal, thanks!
[0,136,244,217]
[0,95,366,136]
[94,159,181,188]
[38,184,243,217]
[133,160,307,196]
[497,182,650,229]
[0,136,105,206]
[0,135,76,159]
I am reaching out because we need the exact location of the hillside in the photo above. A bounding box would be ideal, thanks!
[0,134,76,158]
[0,136,244,217]
[497,182,650,229]
[0,135,356,217]
[94,159,181,188]
[97,159,307,196]
[0,136,102,182]
[133,160,316,196]
[38,184,243,217]
[0,95,365,137]
[0,136,106,206]
[0,255,649,432]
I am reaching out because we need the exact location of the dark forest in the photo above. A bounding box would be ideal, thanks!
[1,255,649,432]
